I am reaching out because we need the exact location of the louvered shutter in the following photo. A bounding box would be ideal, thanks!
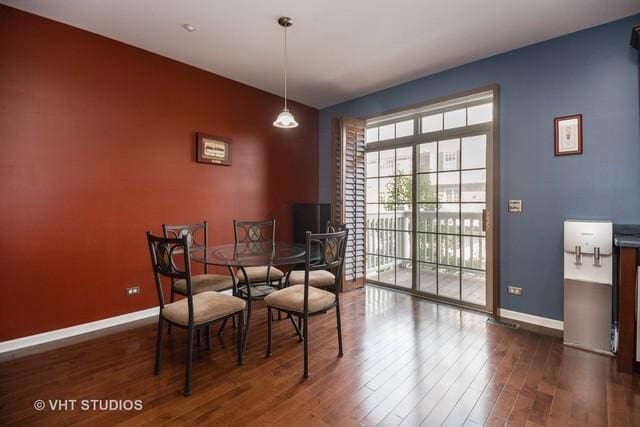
[332,117,365,286]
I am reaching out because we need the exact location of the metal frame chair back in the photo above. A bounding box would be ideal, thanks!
[163,222,208,274]
[326,221,347,233]
[146,232,196,325]
[233,219,276,245]
[303,229,348,300]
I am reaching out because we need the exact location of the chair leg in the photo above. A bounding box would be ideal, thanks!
[242,299,252,357]
[237,312,244,365]
[217,318,228,336]
[298,316,303,341]
[266,307,273,357]
[206,325,212,351]
[270,309,282,321]
[289,314,303,341]
[303,314,309,379]
[154,317,163,375]
[168,289,175,335]
[184,327,194,397]
[336,303,344,357]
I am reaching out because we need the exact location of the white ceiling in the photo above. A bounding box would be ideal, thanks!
[3,0,640,108]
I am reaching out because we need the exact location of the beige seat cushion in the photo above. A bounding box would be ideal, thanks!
[264,285,336,314]
[236,266,284,283]
[162,291,245,325]
[173,274,233,295]
[287,270,336,288]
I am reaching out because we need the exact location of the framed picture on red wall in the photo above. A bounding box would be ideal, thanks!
[196,133,232,166]
[554,114,583,156]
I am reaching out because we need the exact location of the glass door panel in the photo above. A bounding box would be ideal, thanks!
[414,133,488,304]
[418,263,437,293]
[365,147,413,288]
[365,126,489,309]
[462,269,486,305]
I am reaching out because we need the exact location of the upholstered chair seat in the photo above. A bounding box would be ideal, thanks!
[287,270,335,288]
[173,274,233,295]
[162,291,246,326]
[235,266,284,283]
[264,285,336,314]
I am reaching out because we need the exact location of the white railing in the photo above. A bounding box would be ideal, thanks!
[366,210,485,276]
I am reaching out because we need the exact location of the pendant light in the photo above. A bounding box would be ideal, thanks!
[273,16,298,128]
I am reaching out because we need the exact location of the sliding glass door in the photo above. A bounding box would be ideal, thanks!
[365,90,496,311]
[416,133,487,306]
[366,146,413,288]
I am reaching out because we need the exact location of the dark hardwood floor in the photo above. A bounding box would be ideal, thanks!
[1,286,639,426]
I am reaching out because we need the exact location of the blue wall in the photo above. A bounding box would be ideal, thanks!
[319,15,640,320]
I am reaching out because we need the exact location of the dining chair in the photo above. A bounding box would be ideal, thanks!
[163,222,234,298]
[147,232,245,396]
[264,229,348,378]
[225,219,285,350]
[163,222,236,339]
[286,222,348,289]
[232,219,284,287]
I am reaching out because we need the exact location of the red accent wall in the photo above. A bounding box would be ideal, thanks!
[0,6,319,341]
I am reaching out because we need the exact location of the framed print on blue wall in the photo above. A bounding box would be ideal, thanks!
[554,114,583,156]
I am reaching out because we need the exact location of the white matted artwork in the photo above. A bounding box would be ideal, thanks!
[196,133,232,165]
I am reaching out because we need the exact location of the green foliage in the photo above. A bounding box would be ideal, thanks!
[383,174,412,210]
[383,171,435,210]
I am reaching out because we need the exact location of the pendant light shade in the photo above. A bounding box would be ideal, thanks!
[273,108,298,128]
[274,16,298,128]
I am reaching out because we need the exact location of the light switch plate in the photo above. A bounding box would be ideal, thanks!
[508,200,523,213]
[507,286,523,296]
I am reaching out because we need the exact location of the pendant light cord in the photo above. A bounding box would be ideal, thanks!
[283,24,288,111]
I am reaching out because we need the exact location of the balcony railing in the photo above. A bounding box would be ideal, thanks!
[366,210,485,276]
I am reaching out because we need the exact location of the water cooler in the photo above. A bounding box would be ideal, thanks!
[563,219,613,354]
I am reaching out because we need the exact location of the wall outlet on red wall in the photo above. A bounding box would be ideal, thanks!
[125,286,140,296]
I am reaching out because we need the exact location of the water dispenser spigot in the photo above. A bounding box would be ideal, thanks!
[593,247,601,266]
[574,245,582,265]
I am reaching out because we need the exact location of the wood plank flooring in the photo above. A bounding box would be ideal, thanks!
[1,286,639,426]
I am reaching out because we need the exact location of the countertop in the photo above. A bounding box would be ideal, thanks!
[614,224,640,248]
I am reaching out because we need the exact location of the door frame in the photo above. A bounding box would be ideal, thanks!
[362,84,500,316]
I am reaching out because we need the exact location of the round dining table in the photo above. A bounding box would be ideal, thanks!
[190,241,310,356]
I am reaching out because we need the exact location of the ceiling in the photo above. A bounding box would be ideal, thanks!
[3,0,640,108]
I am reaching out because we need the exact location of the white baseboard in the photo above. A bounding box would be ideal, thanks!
[498,308,564,331]
[0,305,564,354]
[0,307,159,354]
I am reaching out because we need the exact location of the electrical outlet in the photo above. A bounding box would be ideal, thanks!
[126,286,140,296]
[507,286,523,296]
